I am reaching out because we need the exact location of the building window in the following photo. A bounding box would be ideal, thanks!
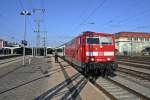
[139,37,144,41]
[145,38,149,42]
[134,37,138,41]
[128,37,132,41]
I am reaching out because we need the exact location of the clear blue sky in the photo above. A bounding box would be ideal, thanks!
[0,0,150,47]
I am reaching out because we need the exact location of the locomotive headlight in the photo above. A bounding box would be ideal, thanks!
[107,58,111,61]
[100,45,103,48]
[90,58,95,61]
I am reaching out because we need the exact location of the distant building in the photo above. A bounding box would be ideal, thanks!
[0,39,3,48]
[7,42,21,47]
[115,32,150,56]
[0,38,21,54]
[0,38,21,48]
[0,39,7,48]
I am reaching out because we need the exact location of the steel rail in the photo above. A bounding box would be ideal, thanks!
[117,61,150,70]
[92,77,149,100]
[0,57,21,65]
[117,67,150,81]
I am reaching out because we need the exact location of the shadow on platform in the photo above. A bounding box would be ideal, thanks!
[0,65,25,79]
[0,65,71,95]
[34,62,88,100]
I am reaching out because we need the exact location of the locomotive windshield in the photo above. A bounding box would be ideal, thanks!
[87,37,99,44]
[100,37,112,44]
[87,36,113,44]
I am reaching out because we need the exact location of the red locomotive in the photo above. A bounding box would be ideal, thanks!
[58,31,117,78]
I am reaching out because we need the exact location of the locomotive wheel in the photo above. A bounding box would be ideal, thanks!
[102,68,106,77]
[82,67,87,77]
[107,63,116,77]
[89,76,96,83]
[113,62,118,71]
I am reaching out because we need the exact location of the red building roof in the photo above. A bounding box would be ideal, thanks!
[115,32,150,38]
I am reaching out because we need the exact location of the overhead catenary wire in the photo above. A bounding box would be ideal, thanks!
[78,0,150,32]
[98,10,150,33]
[126,24,150,32]
[104,1,150,29]
[80,0,107,25]
[73,0,95,25]
[109,9,150,32]
[91,1,150,32]
[116,9,150,25]
[72,0,107,34]
[17,0,25,10]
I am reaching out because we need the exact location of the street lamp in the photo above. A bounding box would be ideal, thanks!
[20,10,31,65]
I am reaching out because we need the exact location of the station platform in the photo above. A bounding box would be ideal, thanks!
[36,56,110,100]
[0,55,110,100]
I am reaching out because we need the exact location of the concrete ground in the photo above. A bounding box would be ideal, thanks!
[0,56,110,100]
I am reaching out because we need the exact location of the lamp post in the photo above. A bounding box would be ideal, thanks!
[20,10,31,65]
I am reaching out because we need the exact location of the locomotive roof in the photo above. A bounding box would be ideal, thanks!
[80,31,113,37]
[57,31,113,48]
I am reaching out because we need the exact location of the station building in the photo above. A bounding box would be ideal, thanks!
[0,39,7,48]
[114,32,150,56]
[0,38,22,55]
[0,39,10,54]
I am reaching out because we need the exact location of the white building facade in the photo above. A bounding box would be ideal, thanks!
[115,32,150,56]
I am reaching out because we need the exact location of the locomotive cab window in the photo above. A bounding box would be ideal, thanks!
[86,37,112,44]
[100,37,113,44]
[87,37,99,44]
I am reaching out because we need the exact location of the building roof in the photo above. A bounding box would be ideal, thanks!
[115,32,150,38]
[82,31,113,36]
[0,38,4,41]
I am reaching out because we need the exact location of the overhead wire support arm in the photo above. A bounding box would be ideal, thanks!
[80,0,107,25]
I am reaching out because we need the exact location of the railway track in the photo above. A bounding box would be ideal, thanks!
[118,59,150,65]
[0,54,21,60]
[116,72,150,89]
[93,77,149,100]
[59,56,150,99]
[117,56,150,62]
[91,57,150,100]
[117,67,150,81]
[0,56,30,67]
[117,61,150,70]
[0,57,22,65]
